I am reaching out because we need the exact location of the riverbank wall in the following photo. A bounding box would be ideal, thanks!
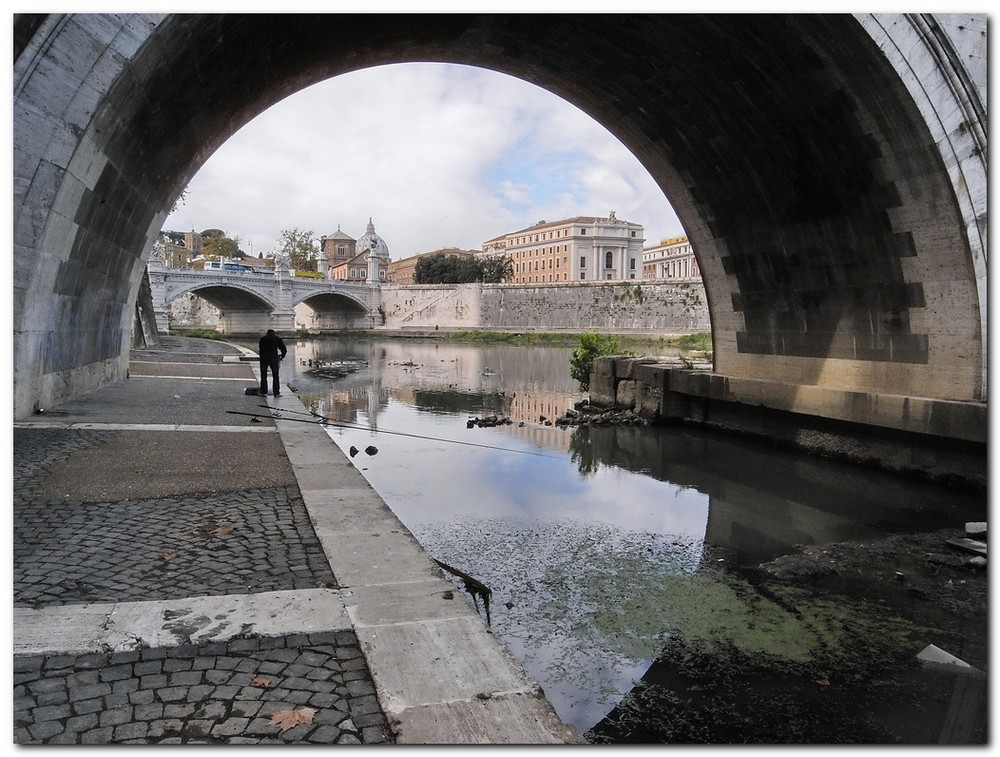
[166,280,710,336]
[588,355,987,491]
[373,280,710,335]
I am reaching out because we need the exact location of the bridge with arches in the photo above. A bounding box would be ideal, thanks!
[13,13,988,484]
[146,262,381,335]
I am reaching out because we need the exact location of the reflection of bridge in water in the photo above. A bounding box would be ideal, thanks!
[147,262,381,335]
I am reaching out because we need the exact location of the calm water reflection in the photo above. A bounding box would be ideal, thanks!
[265,336,984,733]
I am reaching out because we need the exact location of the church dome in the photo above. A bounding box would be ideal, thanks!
[356,218,390,260]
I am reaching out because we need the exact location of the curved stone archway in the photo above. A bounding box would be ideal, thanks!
[13,13,987,422]
[165,284,274,311]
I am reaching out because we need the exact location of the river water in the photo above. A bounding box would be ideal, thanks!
[257,335,985,741]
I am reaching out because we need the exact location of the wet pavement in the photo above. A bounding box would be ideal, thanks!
[13,336,581,745]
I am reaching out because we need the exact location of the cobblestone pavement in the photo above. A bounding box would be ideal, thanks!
[13,353,397,745]
[14,428,335,607]
[14,631,391,744]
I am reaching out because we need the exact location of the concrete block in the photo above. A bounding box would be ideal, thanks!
[355,616,534,712]
[615,379,637,409]
[634,363,669,391]
[390,691,583,745]
[659,390,690,419]
[592,356,616,378]
[320,530,442,589]
[966,522,986,538]
[13,590,350,656]
[916,644,977,673]
[636,383,661,420]
[613,356,635,379]
[588,373,615,407]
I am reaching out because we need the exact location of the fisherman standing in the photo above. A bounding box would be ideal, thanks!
[258,328,287,397]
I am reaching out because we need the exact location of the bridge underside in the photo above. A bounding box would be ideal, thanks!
[178,285,276,337]
[13,14,986,439]
[296,293,374,333]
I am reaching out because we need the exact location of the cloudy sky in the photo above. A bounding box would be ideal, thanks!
[163,61,685,262]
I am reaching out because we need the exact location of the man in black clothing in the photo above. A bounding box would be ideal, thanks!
[258,329,287,397]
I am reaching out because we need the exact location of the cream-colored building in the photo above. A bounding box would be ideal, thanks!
[482,212,644,284]
[642,235,700,280]
[387,247,479,284]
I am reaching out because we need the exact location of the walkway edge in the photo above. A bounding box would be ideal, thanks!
[14,589,350,656]
[268,391,584,744]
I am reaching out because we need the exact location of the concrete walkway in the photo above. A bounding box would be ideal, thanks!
[12,336,582,745]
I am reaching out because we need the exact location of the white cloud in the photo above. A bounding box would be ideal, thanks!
[165,62,684,260]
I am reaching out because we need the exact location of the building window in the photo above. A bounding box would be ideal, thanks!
[580,271,586,280]
[580,256,586,268]
[580,229,587,235]
[630,259,636,270]
[605,251,613,269]
[631,231,636,237]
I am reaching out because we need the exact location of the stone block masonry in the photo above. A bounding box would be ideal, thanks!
[590,356,987,490]
[480,281,710,334]
[378,281,710,334]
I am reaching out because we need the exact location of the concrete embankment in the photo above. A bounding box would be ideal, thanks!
[587,355,987,490]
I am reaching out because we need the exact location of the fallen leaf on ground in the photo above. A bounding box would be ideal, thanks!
[816,678,830,686]
[216,524,234,536]
[269,707,316,732]
[160,553,176,560]
[251,676,272,688]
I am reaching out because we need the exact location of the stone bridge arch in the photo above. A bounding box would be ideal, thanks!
[148,266,379,335]
[162,282,276,311]
[294,291,380,333]
[13,14,987,425]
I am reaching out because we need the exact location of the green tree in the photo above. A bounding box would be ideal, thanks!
[201,230,242,260]
[569,333,622,392]
[415,253,478,284]
[479,254,513,283]
[276,227,318,271]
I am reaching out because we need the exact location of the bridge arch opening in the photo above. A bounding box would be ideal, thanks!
[164,61,683,269]
[14,14,986,421]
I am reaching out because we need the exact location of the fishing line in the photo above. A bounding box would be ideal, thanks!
[230,407,562,460]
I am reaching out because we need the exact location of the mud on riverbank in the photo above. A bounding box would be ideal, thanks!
[587,528,987,744]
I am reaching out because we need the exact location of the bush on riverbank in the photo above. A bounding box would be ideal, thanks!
[570,333,632,391]
[673,331,712,351]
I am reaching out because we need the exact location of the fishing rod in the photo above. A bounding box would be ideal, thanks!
[228,408,562,459]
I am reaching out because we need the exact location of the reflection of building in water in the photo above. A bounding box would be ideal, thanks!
[501,420,573,452]
[509,390,577,425]
[312,384,391,429]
